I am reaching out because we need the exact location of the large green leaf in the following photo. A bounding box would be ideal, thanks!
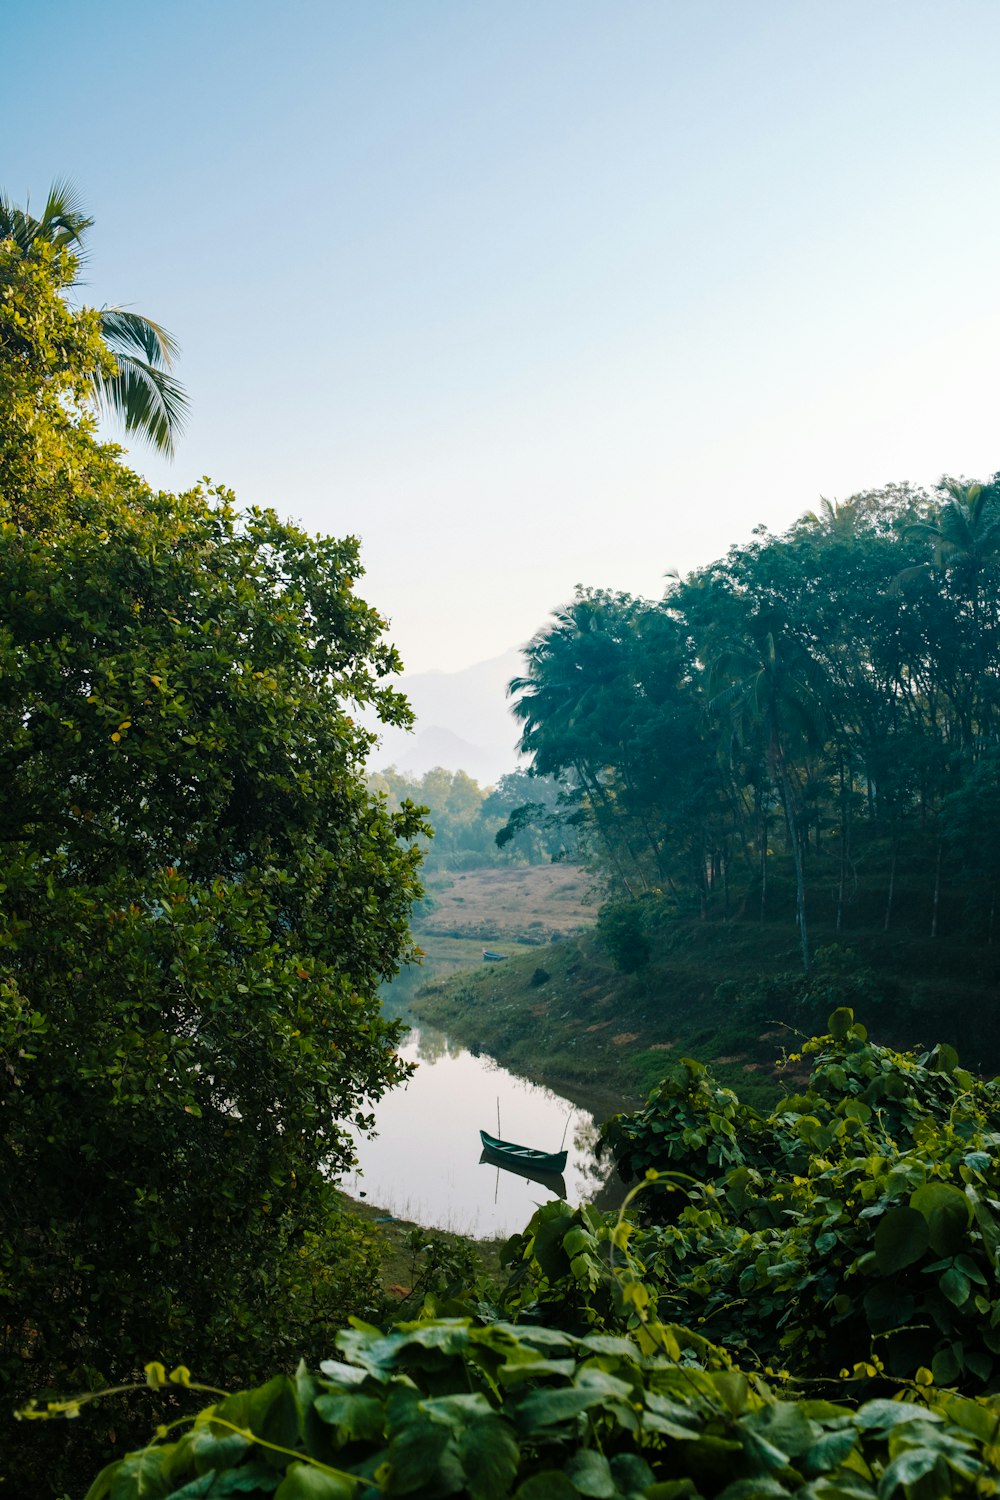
[384,1421,459,1495]
[873,1207,929,1273]
[564,1449,615,1498]
[460,1416,520,1500]
[273,1464,357,1500]
[514,1476,578,1498]
[910,1183,973,1256]
[313,1394,385,1444]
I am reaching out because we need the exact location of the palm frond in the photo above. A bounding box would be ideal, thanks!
[0,177,92,259]
[99,307,181,369]
[91,357,189,458]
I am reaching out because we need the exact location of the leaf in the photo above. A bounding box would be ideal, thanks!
[513,1387,609,1434]
[608,1454,656,1497]
[863,1282,915,1332]
[931,1346,962,1386]
[802,1427,861,1473]
[829,1008,854,1041]
[874,1207,929,1274]
[711,1373,750,1416]
[385,1421,458,1494]
[313,1394,384,1444]
[715,1482,789,1500]
[939,1266,971,1307]
[876,1447,941,1495]
[317,1362,368,1389]
[745,1401,822,1459]
[459,1416,520,1500]
[855,1400,942,1432]
[82,1462,123,1500]
[189,1427,253,1473]
[514,1476,578,1498]
[963,1151,991,1174]
[564,1449,615,1497]
[274,1464,357,1499]
[910,1183,972,1256]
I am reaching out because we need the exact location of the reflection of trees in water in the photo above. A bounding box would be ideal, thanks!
[379,961,428,1023]
[572,1114,615,1198]
[407,1026,466,1065]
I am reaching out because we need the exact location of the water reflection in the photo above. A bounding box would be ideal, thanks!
[346,1019,616,1239]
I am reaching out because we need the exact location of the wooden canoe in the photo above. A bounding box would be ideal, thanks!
[479,1129,567,1175]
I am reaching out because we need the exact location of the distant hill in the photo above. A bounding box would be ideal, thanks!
[369,648,526,786]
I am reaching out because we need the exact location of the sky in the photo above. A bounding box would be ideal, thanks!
[7,0,1000,673]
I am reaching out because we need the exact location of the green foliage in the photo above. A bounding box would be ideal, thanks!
[61,1315,1000,1498]
[1,179,188,453]
[715,945,894,1032]
[597,900,654,972]
[590,1014,1000,1392]
[0,212,426,1490]
[369,768,572,871]
[510,476,1000,958]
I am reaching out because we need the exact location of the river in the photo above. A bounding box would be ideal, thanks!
[344,958,619,1238]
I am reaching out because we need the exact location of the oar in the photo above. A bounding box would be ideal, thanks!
[559,1108,573,1153]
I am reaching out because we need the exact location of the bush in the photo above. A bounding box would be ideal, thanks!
[51,1300,1000,1499]
[593,1010,1000,1391]
[597,900,652,972]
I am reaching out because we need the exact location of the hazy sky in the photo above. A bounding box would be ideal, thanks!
[8,1,1000,672]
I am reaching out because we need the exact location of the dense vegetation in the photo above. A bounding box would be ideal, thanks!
[369,767,573,874]
[0,203,426,1489]
[50,1015,1000,1497]
[506,482,1000,973]
[10,184,1000,1499]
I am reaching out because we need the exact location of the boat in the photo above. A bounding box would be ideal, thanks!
[479,1129,568,1175]
[482,949,507,962]
[478,1150,567,1198]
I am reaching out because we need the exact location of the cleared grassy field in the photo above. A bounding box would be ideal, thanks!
[417,863,594,947]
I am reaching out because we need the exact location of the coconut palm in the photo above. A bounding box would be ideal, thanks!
[709,619,826,973]
[0,179,187,456]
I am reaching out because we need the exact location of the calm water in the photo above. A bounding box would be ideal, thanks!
[344,963,616,1238]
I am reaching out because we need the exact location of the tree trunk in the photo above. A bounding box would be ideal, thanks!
[776,756,809,974]
[759,807,768,925]
[836,754,848,933]
[930,838,943,939]
[884,838,898,932]
[576,762,634,898]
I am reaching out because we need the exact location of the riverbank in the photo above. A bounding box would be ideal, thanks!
[341,1192,506,1303]
[409,896,1000,1115]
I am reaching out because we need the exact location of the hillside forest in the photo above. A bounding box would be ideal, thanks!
[504,480,1000,977]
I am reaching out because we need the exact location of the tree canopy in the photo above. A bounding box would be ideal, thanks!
[0,197,425,1491]
[0,178,188,454]
[510,477,1000,970]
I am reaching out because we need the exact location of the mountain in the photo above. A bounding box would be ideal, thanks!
[369,648,526,786]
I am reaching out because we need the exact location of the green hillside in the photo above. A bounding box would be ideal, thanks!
[410,877,1000,1119]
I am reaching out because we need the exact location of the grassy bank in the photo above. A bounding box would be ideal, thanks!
[409,883,1000,1118]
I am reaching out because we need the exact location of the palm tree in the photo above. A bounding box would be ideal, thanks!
[709,619,826,973]
[0,179,187,455]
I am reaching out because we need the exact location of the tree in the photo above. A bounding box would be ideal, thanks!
[0,218,425,1491]
[709,611,826,972]
[0,178,188,454]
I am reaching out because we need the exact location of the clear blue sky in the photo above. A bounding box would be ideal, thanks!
[8,0,1000,671]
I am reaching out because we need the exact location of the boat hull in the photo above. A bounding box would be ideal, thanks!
[479,1129,568,1175]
